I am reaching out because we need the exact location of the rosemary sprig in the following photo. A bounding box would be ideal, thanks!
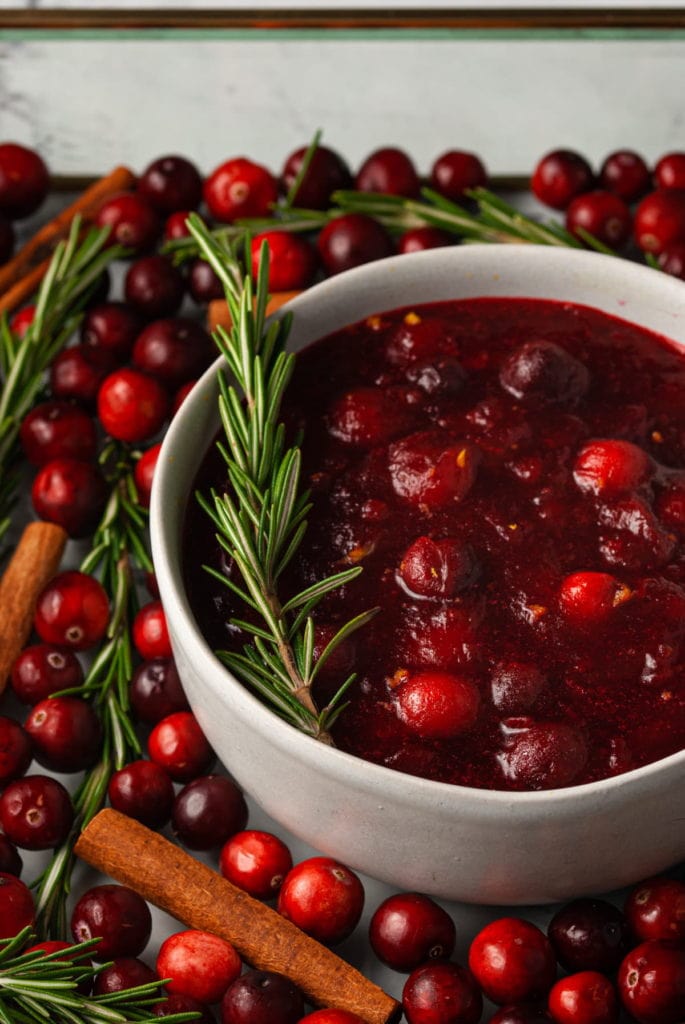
[188,214,376,743]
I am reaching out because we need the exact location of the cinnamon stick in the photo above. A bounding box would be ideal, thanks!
[208,290,301,334]
[0,258,51,317]
[0,521,68,691]
[75,809,402,1024]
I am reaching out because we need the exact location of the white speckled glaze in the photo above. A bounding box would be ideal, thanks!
[151,245,685,905]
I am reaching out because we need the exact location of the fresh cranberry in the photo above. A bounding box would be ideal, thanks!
[490,663,545,714]
[489,1009,554,1024]
[394,670,480,740]
[138,155,203,213]
[402,961,483,1024]
[573,438,652,497]
[96,192,160,253]
[132,317,213,386]
[11,643,83,704]
[50,345,115,407]
[499,341,589,405]
[188,258,224,303]
[369,892,456,972]
[219,830,292,900]
[355,147,420,197]
[548,898,630,973]
[618,940,685,1023]
[81,301,144,359]
[280,144,351,208]
[565,190,631,249]
[72,884,152,959]
[0,717,32,784]
[634,189,685,253]
[221,969,304,1024]
[155,993,215,1022]
[34,570,109,650]
[204,157,278,223]
[163,210,193,242]
[0,872,35,939]
[327,385,417,447]
[25,697,102,773]
[498,719,588,790]
[654,151,685,191]
[278,856,364,945]
[388,433,479,508]
[430,150,488,200]
[624,876,685,942]
[469,917,556,1005]
[134,443,162,507]
[130,658,189,723]
[298,1013,365,1024]
[399,536,477,599]
[0,143,49,218]
[317,213,394,275]
[547,971,617,1024]
[124,255,185,318]
[20,401,97,466]
[31,457,107,538]
[10,304,36,338]
[132,601,172,660]
[172,775,248,851]
[0,214,15,262]
[558,572,632,626]
[0,835,23,877]
[157,930,241,1004]
[148,711,214,782]
[93,956,156,995]
[98,368,168,442]
[108,759,174,828]
[251,230,318,291]
[599,150,651,202]
[531,150,594,210]
[658,240,685,279]
[22,941,92,995]
[0,775,73,850]
[399,227,453,254]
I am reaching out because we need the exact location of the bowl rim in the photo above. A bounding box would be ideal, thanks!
[151,243,685,809]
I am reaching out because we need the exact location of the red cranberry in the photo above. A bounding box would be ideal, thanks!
[138,155,203,213]
[0,835,23,877]
[0,775,73,850]
[172,775,248,851]
[298,1013,366,1024]
[658,240,685,279]
[130,658,189,724]
[0,717,32,784]
[548,898,630,973]
[148,711,215,782]
[280,144,351,208]
[157,930,241,1004]
[317,213,394,275]
[388,433,479,508]
[10,304,36,338]
[634,189,685,253]
[498,719,588,790]
[25,697,102,773]
[155,993,215,1022]
[490,662,545,714]
[132,601,172,660]
[406,356,467,396]
[20,401,97,466]
[531,150,594,210]
[499,341,589,405]
[624,876,685,943]
[0,872,35,939]
[172,380,196,414]
[96,192,160,253]
[277,856,364,945]
[219,830,293,900]
[369,892,456,972]
[72,884,152,959]
[394,670,480,740]
[402,961,483,1024]
[0,143,49,218]
[400,605,479,673]
[164,210,193,242]
[108,759,174,828]
[93,956,156,995]
[251,230,318,291]
[34,570,109,650]
[430,150,488,200]
[0,214,15,262]
[221,969,304,1024]
[124,255,185,318]
[355,147,420,198]
[489,1009,554,1024]
[558,572,632,626]
[81,301,144,359]
[204,157,278,223]
[399,536,477,599]
[31,457,107,538]
[98,368,168,442]
[385,311,456,366]
[618,940,685,1023]
[24,938,93,993]
[132,317,213,386]
[134,443,161,507]
[327,385,417,447]
[547,971,617,1024]
[573,438,652,497]
[188,258,224,303]
[599,150,651,202]
[468,917,556,1004]
[11,643,83,704]
[50,344,115,407]
[565,190,632,249]
[654,151,685,190]
[399,227,453,253]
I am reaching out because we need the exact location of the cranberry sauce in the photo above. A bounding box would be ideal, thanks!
[184,298,685,791]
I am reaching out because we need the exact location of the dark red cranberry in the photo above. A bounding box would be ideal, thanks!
[20,401,97,466]
[250,231,318,291]
[108,759,174,829]
[34,570,109,650]
[490,662,545,714]
[278,856,364,945]
[573,438,652,497]
[93,956,157,995]
[355,147,420,198]
[394,670,480,740]
[499,340,589,405]
[399,536,477,599]
[468,917,557,1004]
[565,190,632,249]
[634,188,685,254]
[219,830,293,900]
[369,892,456,972]
[658,240,685,279]
[25,697,102,773]
[27,939,94,996]
[0,835,23,877]
[31,457,107,538]
[50,344,115,407]
[132,317,213,386]
[547,971,617,1024]
[498,719,588,790]
[134,443,161,508]
[624,876,685,943]
[430,150,488,200]
[132,601,172,660]
[163,210,193,242]
[148,711,215,782]
[124,255,185,318]
[531,150,594,210]
[548,898,630,973]
[138,155,203,213]
[187,258,224,303]
[0,143,49,218]
[0,214,15,262]
[0,872,35,939]
[402,961,483,1024]
[221,969,304,1024]
[0,717,33,784]
[71,884,152,959]
[298,1013,366,1024]
[172,380,196,414]
[172,775,248,851]
[130,657,189,724]
[599,150,651,202]
[489,1008,554,1024]
[388,433,479,508]
[155,993,215,1022]
[399,227,453,253]
[10,304,35,338]
[11,643,84,704]
[405,356,467,396]
[81,301,144,359]
[96,192,160,253]
[327,385,417,446]
[204,157,278,223]
[280,144,352,209]
[0,775,73,850]
[618,940,685,1023]
[654,151,685,191]
[317,213,394,274]
[157,930,241,1004]
[97,368,168,442]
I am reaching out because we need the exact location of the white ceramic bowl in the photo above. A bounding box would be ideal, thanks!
[151,245,685,905]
